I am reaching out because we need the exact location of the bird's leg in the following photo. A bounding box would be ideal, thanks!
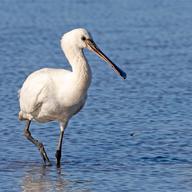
[24,120,51,166]
[55,121,68,167]
[55,131,64,167]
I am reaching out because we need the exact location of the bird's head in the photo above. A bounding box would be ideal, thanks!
[61,28,126,79]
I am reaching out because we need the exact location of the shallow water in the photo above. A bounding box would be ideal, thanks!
[0,0,192,191]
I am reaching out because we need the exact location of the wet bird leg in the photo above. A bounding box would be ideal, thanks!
[24,120,51,166]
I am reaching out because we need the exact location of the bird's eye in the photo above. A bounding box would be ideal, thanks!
[81,36,86,41]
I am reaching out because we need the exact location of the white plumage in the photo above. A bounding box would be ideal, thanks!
[18,28,126,167]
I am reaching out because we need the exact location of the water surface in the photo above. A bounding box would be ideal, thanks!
[0,0,192,191]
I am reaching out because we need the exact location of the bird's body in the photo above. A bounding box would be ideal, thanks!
[18,28,126,167]
[19,66,90,123]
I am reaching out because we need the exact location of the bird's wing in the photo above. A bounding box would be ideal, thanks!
[19,68,55,115]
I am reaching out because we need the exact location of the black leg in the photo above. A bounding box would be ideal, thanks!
[55,121,68,167]
[24,120,51,166]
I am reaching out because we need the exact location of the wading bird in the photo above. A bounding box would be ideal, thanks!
[18,28,126,167]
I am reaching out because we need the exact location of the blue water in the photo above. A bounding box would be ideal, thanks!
[0,0,192,191]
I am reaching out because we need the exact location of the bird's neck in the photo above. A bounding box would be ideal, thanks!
[65,47,92,90]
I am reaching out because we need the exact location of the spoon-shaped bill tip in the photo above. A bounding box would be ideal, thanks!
[111,63,127,80]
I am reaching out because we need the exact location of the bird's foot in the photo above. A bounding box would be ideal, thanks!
[45,161,52,167]
[55,150,61,168]
[38,142,51,166]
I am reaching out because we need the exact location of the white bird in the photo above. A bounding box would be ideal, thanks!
[18,28,126,167]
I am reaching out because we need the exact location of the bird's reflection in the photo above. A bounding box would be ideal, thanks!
[21,164,91,192]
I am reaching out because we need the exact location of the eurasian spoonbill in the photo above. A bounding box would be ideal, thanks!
[18,28,126,167]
